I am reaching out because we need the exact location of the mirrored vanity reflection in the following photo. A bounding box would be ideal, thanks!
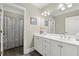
[34,5,79,56]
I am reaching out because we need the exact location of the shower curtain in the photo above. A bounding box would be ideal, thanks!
[0,11,24,50]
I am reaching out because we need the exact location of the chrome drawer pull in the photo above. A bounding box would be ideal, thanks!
[58,45,63,48]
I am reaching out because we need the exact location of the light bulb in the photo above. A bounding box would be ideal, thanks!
[58,3,64,9]
[48,12,50,15]
[67,3,72,8]
[44,14,47,16]
[61,7,66,11]
[41,13,44,16]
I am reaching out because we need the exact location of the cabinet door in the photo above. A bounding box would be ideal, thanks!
[34,36,39,51]
[41,38,45,56]
[39,37,43,54]
[61,43,77,56]
[45,39,51,56]
[51,40,61,56]
[34,36,43,54]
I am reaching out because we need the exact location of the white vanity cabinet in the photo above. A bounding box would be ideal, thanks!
[34,35,79,56]
[34,36,51,56]
[61,43,77,56]
[51,40,78,56]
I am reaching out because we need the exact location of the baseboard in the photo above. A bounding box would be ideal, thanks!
[24,47,34,54]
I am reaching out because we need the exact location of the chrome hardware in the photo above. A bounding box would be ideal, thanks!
[58,45,63,48]
[0,30,2,33]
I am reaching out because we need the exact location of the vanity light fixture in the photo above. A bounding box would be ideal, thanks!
[67,3,72,8]
[58,3,65,11]
[41,11,50,16]
[48,12,50,15]
[44,14,47,16]
[58,3,72,11]
[58,3,64,9]
[61,7,66,11]
[44,11,47,14]
[41,13,44,16]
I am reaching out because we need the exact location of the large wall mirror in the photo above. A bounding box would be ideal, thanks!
[65,15,79,35]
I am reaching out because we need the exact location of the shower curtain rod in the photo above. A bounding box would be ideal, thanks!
[0,9,24,16]
[9,4,26,10]
[0,4,26,10]
[0,4,26,15]
[6,4,26,16]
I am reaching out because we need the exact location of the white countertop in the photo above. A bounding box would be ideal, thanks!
[34,33,79,46]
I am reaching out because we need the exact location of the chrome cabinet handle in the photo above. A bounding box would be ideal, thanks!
[60,46,63,48]
[58,45,61,47]
[58,45,63,48]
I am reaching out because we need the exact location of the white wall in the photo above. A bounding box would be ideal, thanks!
[23,4,42,54]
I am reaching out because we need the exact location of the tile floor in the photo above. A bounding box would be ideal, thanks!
[24,50,42,56]
[3,46,23,56]
[3,46,42,56]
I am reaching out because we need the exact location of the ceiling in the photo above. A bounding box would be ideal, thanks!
[31,3,50,9]
[51,3,79,16]
[15,3,79,16]
[15,3,50,9]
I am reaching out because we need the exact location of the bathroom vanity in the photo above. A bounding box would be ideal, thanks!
[34,33,79,56]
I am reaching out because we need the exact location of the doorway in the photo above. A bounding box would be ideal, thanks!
[0,4,25,56]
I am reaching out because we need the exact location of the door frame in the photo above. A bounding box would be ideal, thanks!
[0,4,26,56]
[1,5,4,56]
